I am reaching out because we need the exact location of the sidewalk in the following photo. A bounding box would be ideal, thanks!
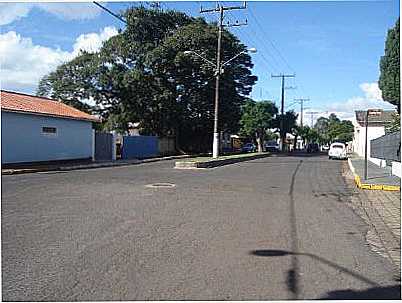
[343,163,401,275]
[2,155,193,175]
[348,154,400,191]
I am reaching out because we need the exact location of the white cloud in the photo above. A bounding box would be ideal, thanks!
[0,27,118,92]
[0,3,33,26]
[36,3,102,21]
[0,3,102,25]
[359,82,383,101]
[324,82,396,122]
[72,27,118,57]
[0,31,70,87]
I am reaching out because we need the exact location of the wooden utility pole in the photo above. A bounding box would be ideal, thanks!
[294,98,310,127]
[200,2,247,158]
[271,74,295,151]
[305,111,320,128]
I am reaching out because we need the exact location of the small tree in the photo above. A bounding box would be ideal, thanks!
[240,100,278,152]
[273,110,298,150]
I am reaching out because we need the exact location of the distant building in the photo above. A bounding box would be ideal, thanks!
[1,90,99,164]
[352,110,395,167]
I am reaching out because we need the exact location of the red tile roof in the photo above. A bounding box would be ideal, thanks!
[0,90,99,122]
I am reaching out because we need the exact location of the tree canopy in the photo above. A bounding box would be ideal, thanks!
[37,7,257,152]
[239,99,278,152]
[379,18,400,113]
[312,113,354,143]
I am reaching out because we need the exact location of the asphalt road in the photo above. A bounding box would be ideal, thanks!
[2,154,400,300]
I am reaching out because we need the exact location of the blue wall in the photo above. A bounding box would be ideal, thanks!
[2,111,93,164]
[122,136,158,159]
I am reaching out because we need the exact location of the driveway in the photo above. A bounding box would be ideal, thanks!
[2,154,400,300]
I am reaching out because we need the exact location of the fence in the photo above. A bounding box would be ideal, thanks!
[158,136,176,156]
[370,131,401,162]
[94,132,113,161]
[121,135,158,159]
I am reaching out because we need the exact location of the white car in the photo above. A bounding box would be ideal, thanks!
[328,142,347,160]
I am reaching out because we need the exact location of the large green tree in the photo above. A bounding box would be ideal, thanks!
[240,99,278,152]
[313,113,354,143]
[37,7,257,152]
[37,52,97,113]
[379,18,400,113]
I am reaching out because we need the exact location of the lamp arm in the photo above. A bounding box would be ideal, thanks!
[222,51,246,67]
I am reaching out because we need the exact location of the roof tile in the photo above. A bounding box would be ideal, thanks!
[0,90,99,122]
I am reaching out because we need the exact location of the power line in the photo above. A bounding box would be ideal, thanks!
[248,5,295,73]
[93,1,127,24]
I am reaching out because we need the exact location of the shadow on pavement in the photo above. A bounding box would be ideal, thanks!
[250,249,400,299]
[248,157,401,300]
[319,285,401,300]
[272,151,328,158]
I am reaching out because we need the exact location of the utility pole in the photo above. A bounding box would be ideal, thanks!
[200,2,247,158]
[271,74,295,152]
[305,111,320,128]
[294,98,310,127]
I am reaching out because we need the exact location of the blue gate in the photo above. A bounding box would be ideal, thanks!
[121,136,158,159]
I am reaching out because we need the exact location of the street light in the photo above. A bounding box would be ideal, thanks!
[184,47,257,158]
[364,108,383,180]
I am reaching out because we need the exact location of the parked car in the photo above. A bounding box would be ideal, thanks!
[241,143,256,153]
[328,142,347,160]
[321,144,330,151]
[265,140,279,152]
[307,142,319,153]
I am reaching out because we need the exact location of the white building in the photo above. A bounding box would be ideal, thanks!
[352,110,395,167]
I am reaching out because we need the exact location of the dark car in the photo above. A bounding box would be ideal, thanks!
[265,140,279,152]
[241,143,256,153]
[307,143,319,153]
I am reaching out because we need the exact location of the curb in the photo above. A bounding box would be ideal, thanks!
[175,153,270,169]
[2,154,194,175]
[348,158,400,191]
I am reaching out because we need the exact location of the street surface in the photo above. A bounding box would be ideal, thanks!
[2,153,400,300]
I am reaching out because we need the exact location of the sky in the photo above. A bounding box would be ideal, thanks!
[0,0,399,124]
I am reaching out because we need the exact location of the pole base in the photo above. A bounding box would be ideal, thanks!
[212,132,219,158]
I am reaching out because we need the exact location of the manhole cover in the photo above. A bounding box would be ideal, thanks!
[145,183,176,188]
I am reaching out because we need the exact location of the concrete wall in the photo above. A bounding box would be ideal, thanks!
[158,137,176,156]
[2,111,93,164]
[352,122,386,166]
[392,161,401,178]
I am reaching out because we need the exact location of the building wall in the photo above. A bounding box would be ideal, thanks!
[353,123,386,166]
[391,161,401,178]
[2,111,93,164]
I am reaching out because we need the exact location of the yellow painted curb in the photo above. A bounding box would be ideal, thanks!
[353,174,400,191]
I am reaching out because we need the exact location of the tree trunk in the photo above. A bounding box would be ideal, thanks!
[256,131,263,153]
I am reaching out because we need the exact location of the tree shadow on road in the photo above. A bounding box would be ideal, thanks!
[250,249,401,300]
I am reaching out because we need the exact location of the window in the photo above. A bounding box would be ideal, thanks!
[42,127,57,134]
[42,127,57,136]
